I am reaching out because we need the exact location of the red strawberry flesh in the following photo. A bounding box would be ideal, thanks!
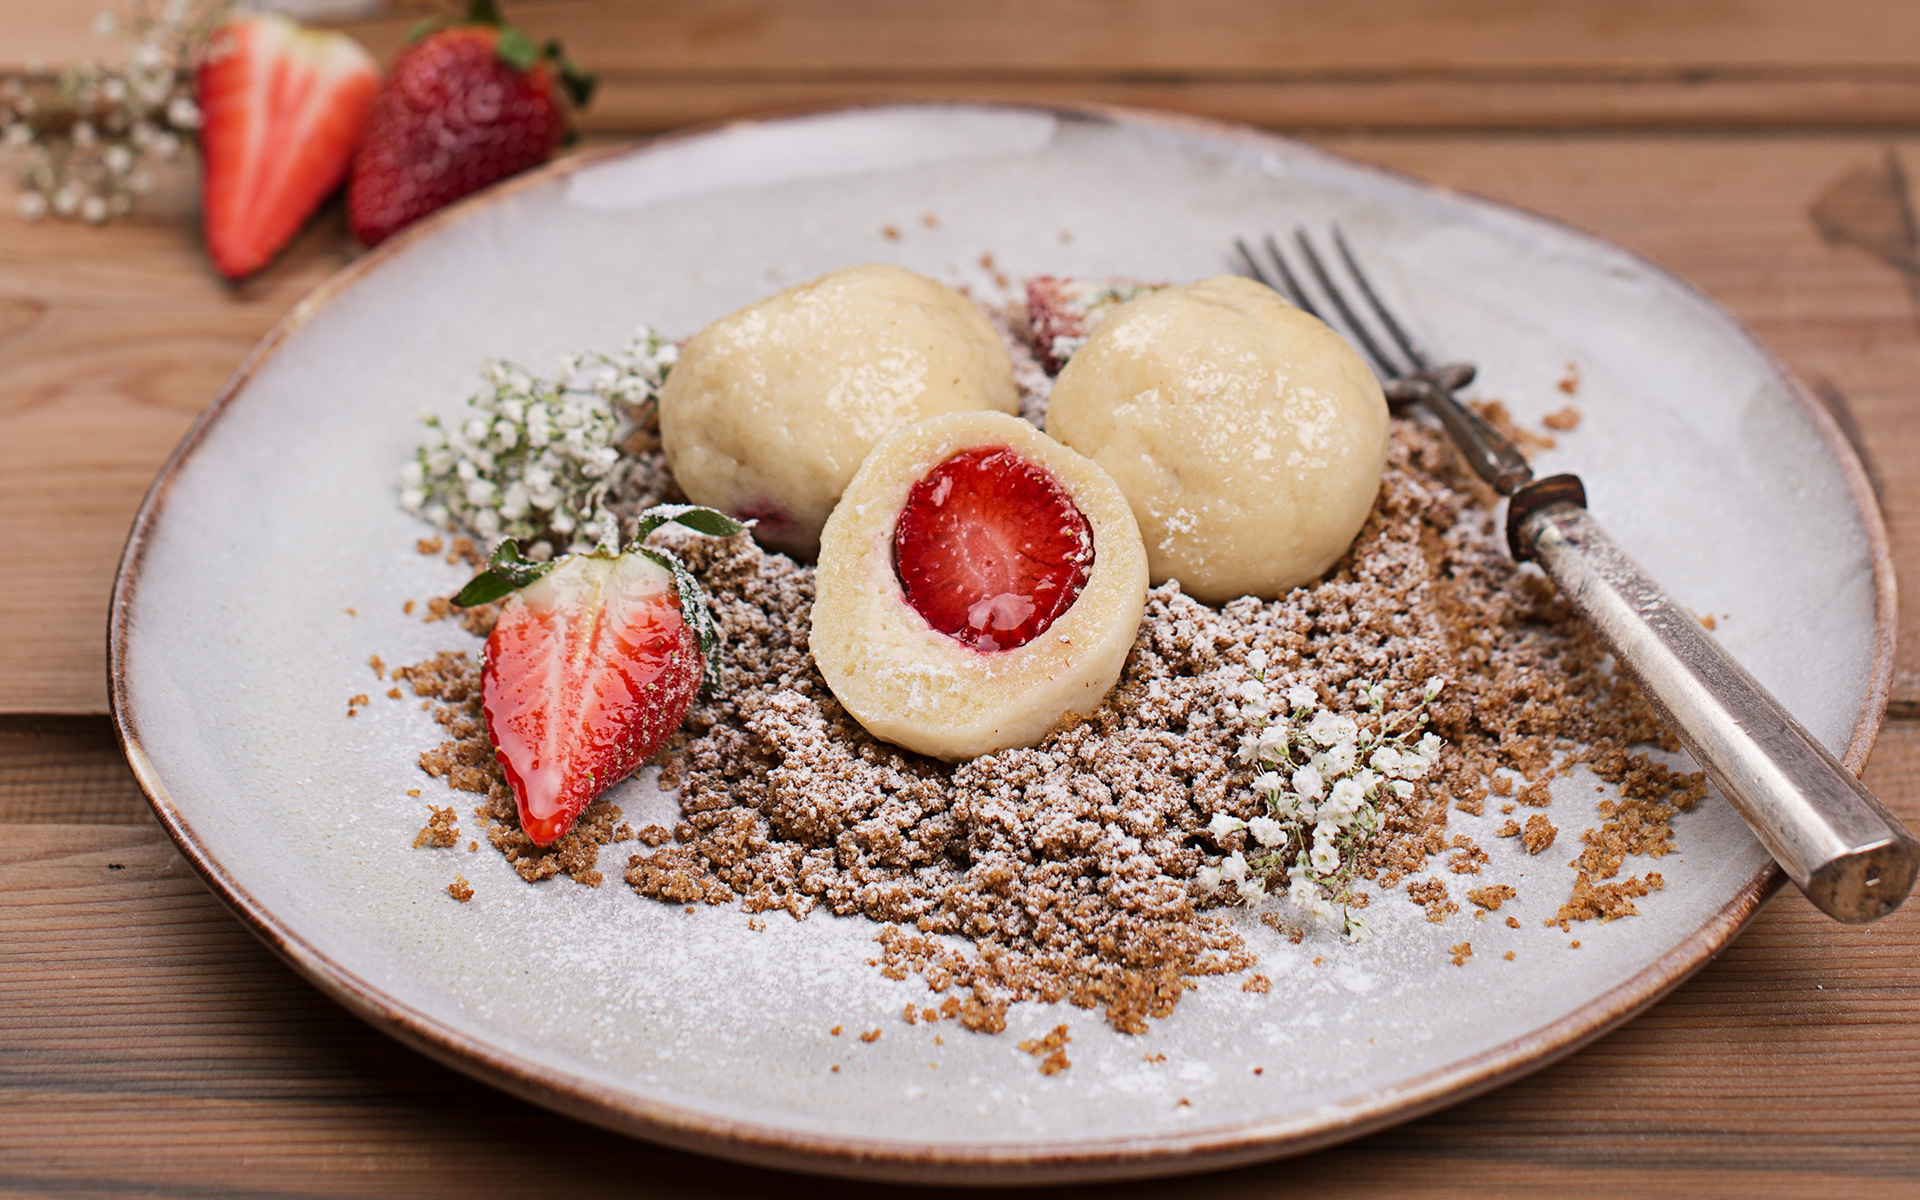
[481,550,700,846]
[892,447,1094,653]
[196,15,378,280]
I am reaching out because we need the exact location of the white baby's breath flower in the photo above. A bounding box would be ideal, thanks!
[1307,711,1358,746]
[1365,683,1385,708]
[1247,815,1284,847]
[1286,685,1317,711]
[1251,771,1285,795]
[1207,812,1246,840]
[1292,764,1324,801]
[1424,677,1447,701]
[1323,777,1365,819]
[1246,647,1269,673]
[1309,839,1339,875]
[1417,732,1444,761]
[1221,851,1249,883]
[1392,780,1414,797]
[1196,865,1222,893]
[1236,729,1262,763]
[404,325,674,549]
[1320,740,1355,775]
[1235,876,1267,905]
[1256,720,1289,756]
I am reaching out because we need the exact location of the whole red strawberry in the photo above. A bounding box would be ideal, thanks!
[347,0,593,247]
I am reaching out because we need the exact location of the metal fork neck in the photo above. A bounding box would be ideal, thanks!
[1384,363,1534,495]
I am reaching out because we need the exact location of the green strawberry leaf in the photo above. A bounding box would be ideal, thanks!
[451,538,558,607]
[406,15,454,42]
[494,25,539,71]
[465,0,505,26]
[632,503,749,542]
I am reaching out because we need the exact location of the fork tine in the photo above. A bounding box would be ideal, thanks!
[1331,225,1429,371]
[1232,237,1280,292]
[1292,228,1402,379]
[1260,234,1323,319]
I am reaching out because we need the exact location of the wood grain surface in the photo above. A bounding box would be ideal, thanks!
[3,0,1920,1195]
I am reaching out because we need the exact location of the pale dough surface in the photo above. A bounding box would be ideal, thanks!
[660,263,1018,558]
[812,411,1148,761]
[1045,275,1388,602]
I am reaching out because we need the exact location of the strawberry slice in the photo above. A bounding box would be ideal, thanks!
[892,447,1094,653]
[454,506,743,846]
[195,14,378,280]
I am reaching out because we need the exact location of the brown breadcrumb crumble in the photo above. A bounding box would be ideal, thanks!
[1522,814,1559,855]
[448,875,473,902]
[1017,1024,1072,1074]
[1467,884,1517,911]
[413,805,460,849]
[398,409,1705,1034]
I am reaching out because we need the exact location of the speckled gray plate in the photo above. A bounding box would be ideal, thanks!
[110,105,1892,1185]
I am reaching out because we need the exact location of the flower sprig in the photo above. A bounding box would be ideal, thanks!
[1200,651,1446,942]
[400,326,677,557]
[3,0,223,225]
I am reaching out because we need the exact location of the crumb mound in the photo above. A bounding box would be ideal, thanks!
[401,415,1707,1032]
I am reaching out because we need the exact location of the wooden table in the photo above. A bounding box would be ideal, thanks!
[5,3,1920,1194]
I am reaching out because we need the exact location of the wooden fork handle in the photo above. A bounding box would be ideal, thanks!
[1510,479,1919,924]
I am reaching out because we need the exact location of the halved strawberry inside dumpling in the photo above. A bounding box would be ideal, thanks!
[812,411,1148,760]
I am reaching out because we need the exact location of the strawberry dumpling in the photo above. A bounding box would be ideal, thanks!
[660,264,1019,559]
[1046,275,1389,603]
[812,411,1148,761]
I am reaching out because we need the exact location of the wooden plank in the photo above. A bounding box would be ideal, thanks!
[15,0,1920,76]
[578,75,1920,136]
[0,717,148,824]
[13,2,1920,133]
[1,719,1917,1195]
[4,135,1917,713]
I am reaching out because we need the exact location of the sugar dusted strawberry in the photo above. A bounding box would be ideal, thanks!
[454,506,742,846]
[347,0,594,247]
[195,14,378,280]
[893,447,1093,652]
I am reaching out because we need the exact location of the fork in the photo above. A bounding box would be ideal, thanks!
[1237,228,1918,925]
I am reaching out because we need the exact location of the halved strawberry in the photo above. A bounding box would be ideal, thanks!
[454,506,743,846]
[195,14,378,280]
[892,447,1093,653]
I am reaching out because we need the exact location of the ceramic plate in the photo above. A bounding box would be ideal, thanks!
[110,105,1891,1184]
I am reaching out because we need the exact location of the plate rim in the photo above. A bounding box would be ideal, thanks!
[106,101,1894,1185]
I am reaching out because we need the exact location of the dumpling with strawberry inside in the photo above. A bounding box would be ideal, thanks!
[811,411,1148,760]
